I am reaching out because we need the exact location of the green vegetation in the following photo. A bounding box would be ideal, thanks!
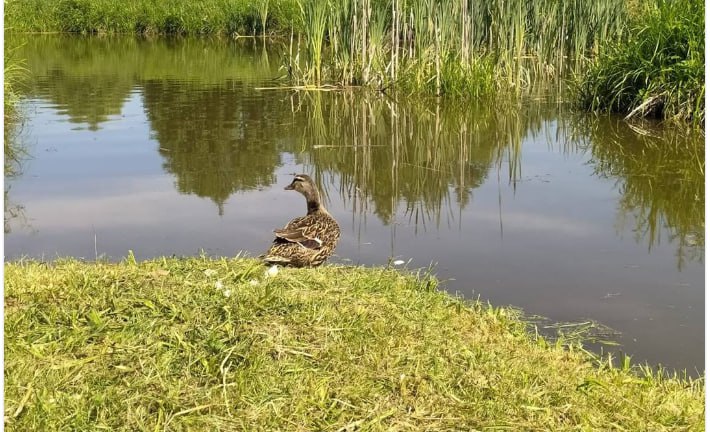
[5,257,704,430]
[4,42,25,177]
[289,0,627,96]
[7,0,704,120]
[7,0,629,96]
[5,0,299,36]
[576,0,705,123]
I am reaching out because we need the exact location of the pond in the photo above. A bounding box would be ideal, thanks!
[5,35,704,375]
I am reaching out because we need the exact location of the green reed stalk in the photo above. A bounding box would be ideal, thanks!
[286,0,630,98]
[257,0,270,37]
[298,0,328,85]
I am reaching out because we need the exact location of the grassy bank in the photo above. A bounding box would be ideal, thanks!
[576,0,705,123]
[5,0,300,36]
[5,257,703,430]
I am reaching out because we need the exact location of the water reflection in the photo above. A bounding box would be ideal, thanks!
[292,92,523,225]
[143,81,283,213]
[16,35,279,130]
[10,34,704,261]
[17,36,135,130]
[573,117,704,269]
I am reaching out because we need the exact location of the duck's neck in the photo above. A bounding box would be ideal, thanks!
[304,190,324,215]
[307,200,323,215]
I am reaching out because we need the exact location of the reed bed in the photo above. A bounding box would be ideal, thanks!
[5,257,704,430]
[576,0,705,123]
[289,0,628,96]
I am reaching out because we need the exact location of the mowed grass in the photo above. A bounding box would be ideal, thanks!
[4,257,704,430]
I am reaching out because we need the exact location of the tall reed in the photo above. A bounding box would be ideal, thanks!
[290,0,628,96]
[257,0,270,37]
[298,0,328,85]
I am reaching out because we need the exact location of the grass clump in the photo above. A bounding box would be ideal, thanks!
[5,257,704,430]
[576,0,705,123]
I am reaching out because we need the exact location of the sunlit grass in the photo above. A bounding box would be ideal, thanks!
[5,257,704,430]
[575,0,705,123]
[5,0,301,36]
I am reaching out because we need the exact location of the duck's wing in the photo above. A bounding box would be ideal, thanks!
[273,215,335,250]
[273,226,323,249]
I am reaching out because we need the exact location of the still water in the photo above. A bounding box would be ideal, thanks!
[5,36,704,374]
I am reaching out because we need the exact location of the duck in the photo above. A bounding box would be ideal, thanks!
[262,174,340,267]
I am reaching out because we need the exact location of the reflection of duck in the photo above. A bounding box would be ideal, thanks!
[262,174,340,267]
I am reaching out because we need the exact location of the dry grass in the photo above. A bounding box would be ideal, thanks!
[4,256,704,430]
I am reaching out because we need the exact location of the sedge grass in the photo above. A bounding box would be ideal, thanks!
[5,256,704,430]
[575,0,705,123]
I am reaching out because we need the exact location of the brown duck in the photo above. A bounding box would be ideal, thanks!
[262,174,340,267]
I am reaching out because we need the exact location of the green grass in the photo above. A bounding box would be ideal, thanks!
[5,0,301,36]
[5,257,704,430]
[575,0,705,123]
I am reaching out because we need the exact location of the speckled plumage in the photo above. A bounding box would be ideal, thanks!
[262,175,340,267]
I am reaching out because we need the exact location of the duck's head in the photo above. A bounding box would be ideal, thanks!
[285,174,324,213]
[285,174,317,195]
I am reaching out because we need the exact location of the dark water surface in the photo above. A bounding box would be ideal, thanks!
[5,36,704,374]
